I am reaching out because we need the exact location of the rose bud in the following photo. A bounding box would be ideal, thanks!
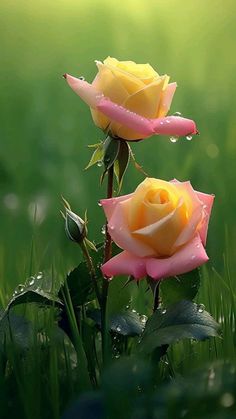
[65,208,87,244]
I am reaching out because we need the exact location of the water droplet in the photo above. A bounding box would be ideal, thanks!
[186,135,192,141]
[125,305,130,310]
[29,277,35,286]
[101,225,106,235]
[97,201,102,207]
[15,284,25,294]
[140,315,148,325]
[79,76,85,81]
[191,255,196,260]
[132,309,136,313]
[115,354,120,359]
[203,204,207,209]
[174,111,182,117]
[160,121,164,125]
[161,308,167,314]
[116,326,121,332]
[110,225,114,230]
[197,304,205,313]
[220,393,234,408]
[97,160,103,167]
[118,226,123,231]
[169,136,179,143]
[166,119,170,124]
[37,272,43,280]
[196,244,201,249]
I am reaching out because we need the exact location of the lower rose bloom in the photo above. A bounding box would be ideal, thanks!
[100,178,214,280]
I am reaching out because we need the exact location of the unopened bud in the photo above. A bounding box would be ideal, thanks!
[65,209,87,243]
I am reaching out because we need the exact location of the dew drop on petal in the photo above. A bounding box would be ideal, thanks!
[191,255,196,260]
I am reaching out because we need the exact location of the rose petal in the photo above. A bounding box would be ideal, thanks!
[151,116,197,136]
[111,77,167,140]
[146,234,208,280]
[196,191,215,245]
[108,199,155,257]
[101,58,145,93]
[158,82,177,117]
[133,197,188,256]
[101,250,147,279]
[100,194,133,222]
[64,74,104,109]
[97,98,154,137]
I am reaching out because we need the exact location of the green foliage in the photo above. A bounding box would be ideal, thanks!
[160,269,201,306]
[139,300,220,353]
[87,308,144,336]
[0,272,62,322]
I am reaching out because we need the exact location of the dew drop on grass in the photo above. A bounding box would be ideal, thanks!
[170,136,179,143]
[97,160,103,167]
[116,326,121,332]
[29,277,35,286]
[15,284,25,294]
[101,225,106,235]
[161,308,167,314]
[220,393,234,408]
[37,272,43,280]
[186,135,192,141]
[197,304,205,313]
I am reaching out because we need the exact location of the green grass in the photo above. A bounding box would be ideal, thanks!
[1,0,236,417]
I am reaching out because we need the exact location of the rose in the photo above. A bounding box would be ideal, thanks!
[89,57,177,141]
[100,178,214,280]
[64,57,197,141]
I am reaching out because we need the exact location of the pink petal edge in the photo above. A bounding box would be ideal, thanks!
[101,251,147,279]
[146,234,208,280]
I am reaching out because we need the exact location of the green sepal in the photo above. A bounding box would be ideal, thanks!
[114,140,130,192]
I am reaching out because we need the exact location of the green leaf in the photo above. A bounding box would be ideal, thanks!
[0,310,33,353]
[160,269,201,306]
[59,244,104,308]
[139,300,220,354]
[103,136,120,172]
[110,311,144,336]
[114,141,130,192]
[0,272,62,321]
[129,145,148,176]
[85,144,104,170]
[87,309,144,337]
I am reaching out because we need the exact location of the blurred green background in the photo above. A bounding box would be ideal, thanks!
[0,0,236,295]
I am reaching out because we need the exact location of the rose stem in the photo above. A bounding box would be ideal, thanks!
[80,239,102,306]
[101,165,114,364]
[153,281,161,312]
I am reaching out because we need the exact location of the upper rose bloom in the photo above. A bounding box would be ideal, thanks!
[64,57,197,141]
[101,178,214,280]
[90,57,176,140]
